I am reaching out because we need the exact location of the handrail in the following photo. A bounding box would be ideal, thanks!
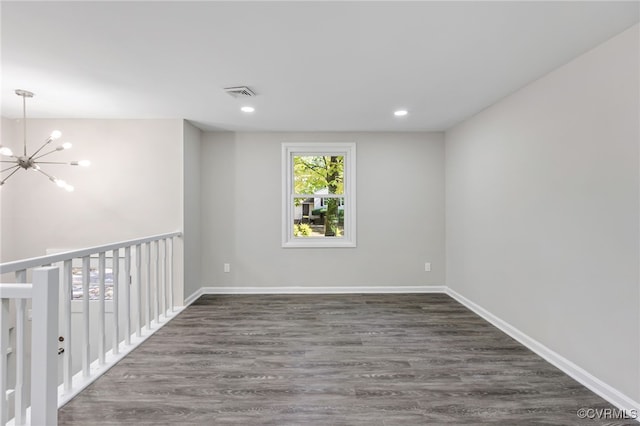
[0,231,181,274]
[0,283,33,299]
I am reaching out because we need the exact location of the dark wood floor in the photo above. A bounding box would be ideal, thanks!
[58,294,631,425]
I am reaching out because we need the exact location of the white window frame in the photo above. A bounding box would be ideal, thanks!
[282,142,356,248]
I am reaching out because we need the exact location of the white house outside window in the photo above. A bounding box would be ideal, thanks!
[282,142,356,248]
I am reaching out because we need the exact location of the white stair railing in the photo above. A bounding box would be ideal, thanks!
[1,267,59,426]
[0,232,182,426]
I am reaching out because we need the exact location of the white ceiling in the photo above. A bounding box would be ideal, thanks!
[1,1,638,132]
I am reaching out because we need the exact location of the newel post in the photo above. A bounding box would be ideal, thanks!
[30,267,59,426]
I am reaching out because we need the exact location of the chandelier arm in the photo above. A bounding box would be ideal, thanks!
[34,166,57,182]
[1,164,20,173]
[32,149,59,160]
[1,160,18,163]
[0,167,21,185]
[28,138,54,160]
[33,161,69,165]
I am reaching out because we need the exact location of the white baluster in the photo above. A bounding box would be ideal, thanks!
[112,249,120,355]
[145,242,151,330]
[161,239,167,317]
[154,240,159,325]
[168,237,174,311]
[135,244,142,338]
[0,298,9,426]
[124,246,131,345]
[82,256,90,377]
[14,270,26,425]
[98,252,106,365]
[63,259,73,392]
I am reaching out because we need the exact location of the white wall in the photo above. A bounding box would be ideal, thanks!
[182,120,202,297]
[0,119,185,298]
[0,117,18,263]
[446,24,639,401]
[201,131,445,290]
[0,118,184,261]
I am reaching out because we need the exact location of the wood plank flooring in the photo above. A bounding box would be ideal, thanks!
[58,294,633,425]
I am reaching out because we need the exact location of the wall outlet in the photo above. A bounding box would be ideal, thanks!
[424,262,431,272]
[224,263,230,273]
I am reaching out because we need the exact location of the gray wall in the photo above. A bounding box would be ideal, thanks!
[445,25,639,400]
[201,131,445,289]
[182,120,202,297]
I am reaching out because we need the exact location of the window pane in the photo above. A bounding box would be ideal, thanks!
[293,155,344,195]
[293,197,344,238]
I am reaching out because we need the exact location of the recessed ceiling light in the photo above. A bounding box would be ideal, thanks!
[394,109,408,117]
[241,106,255,113]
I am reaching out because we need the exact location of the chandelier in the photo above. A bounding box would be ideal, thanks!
[0,89,90,191]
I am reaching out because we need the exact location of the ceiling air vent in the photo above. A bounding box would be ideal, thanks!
[224,86,256,98]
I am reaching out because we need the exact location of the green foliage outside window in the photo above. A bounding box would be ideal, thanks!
[293,223,313,236]
[293,155,344,237]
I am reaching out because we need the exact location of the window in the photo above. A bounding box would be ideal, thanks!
[282,142,356,248]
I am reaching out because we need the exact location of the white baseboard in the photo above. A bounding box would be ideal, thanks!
[199,285,447,294]
[446,287,640,421]
[184,287,204,306]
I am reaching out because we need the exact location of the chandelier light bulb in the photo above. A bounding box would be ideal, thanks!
[78,160,91,167]
[64,184,74,192]
[62,142,72,150]
[0,146,13,156]
[55,179,67,188]
[50,130,62,140]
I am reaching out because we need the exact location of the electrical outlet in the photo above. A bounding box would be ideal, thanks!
[224,263,230,273]
[424,262,431,272]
